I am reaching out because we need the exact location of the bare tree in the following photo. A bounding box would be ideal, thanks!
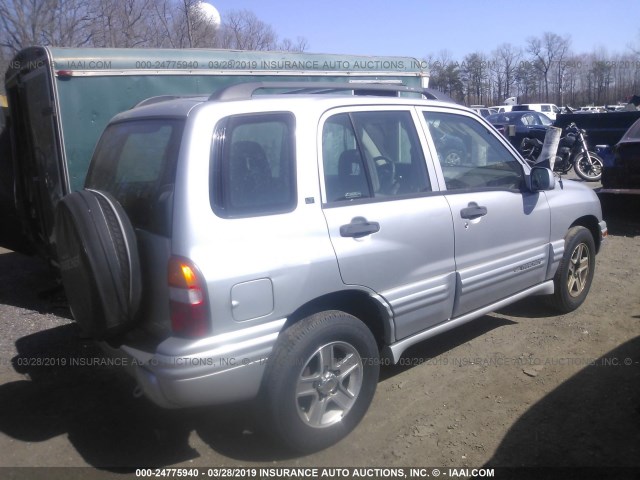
[629,29,640,56]
[494,43,521,102]
[43,0,93,47]
[279,36,309,52]
[148,0,178,47]
[526,32,571,102]
[0,0,58,52]
[176,0,218,48]
[216,9,278,51]
[427,50,463,102]
[462,52,489,105]
[89,0,153,48]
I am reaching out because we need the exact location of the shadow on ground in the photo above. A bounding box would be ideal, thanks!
[598,193,640,237]
[380,315,517,380]
[0,319,514,467]
[0,251,70,316]
[485,336,640,479]
[0,324,200,468]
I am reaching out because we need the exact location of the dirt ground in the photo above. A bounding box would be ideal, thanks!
[0,181,638,479]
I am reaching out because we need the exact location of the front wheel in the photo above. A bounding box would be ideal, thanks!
[259,311,379,453]
[548,226,596,313]
[573,151,603,181]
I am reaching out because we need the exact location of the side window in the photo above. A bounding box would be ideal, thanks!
[423,111,523,191]
[322,111,430,203]
[211,113,296,217]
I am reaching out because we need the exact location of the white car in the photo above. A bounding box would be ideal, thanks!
[491,105,514,113]
[516,103,561,120]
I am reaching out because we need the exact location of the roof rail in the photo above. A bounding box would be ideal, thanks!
[208,82,456,103]
[134,94,203,108]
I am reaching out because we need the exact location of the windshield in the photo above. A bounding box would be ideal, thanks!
[539,114,553,126]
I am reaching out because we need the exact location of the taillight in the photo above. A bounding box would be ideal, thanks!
[168,256,210,337]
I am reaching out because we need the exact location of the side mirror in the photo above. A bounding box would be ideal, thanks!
[530,166,555,191]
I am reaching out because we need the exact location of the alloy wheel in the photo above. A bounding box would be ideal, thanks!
[567,242,591,298]
[295,341,363,428]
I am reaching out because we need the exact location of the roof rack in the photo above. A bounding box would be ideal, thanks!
[208,81,455,103]
[134,94,203,108]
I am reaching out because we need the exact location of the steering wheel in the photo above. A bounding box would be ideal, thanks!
[373,156,398,194]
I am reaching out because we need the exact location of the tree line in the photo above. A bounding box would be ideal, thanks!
[2,2,639,108]
[0,0,308,92]
[426,32,640,108]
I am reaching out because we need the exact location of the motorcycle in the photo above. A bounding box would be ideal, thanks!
[520,122,603,181]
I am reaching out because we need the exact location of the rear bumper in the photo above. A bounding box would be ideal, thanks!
[100,318,286,408]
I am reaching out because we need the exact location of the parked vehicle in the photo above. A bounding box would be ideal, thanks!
[471,106,496,118]
[55,82,606,452]
[554,110,640,147]
[520,122,604,181]
[1,46,429,261]
[491,105,514,113]
[513,103,561,121]
[578,106,605,113]
[424,116,468,165]
[600,117,640,192]
[486,110,553,151]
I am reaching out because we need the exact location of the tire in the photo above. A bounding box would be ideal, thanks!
[55,189,141,339]
[442,149,464,166]
[548,226,596,313]
[573,151,603,181]
[259,311,379,453]
[519,137,538,161]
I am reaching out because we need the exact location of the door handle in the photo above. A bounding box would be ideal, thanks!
[460,203,487,220]
[340,217,380,238]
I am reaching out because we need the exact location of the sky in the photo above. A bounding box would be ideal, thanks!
[210,0,639,61]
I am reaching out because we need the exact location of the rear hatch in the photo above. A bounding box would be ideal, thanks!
[85,118,185,338]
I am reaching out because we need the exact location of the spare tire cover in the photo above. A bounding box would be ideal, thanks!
[55,189,141,339]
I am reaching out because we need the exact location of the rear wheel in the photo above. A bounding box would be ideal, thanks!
[573,151,603,181]
[548,226,596,313]
[259,311,379,453]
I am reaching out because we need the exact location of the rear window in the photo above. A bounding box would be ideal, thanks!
[85,118,184,236]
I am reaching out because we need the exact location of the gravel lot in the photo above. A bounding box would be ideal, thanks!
[0,178,638,479]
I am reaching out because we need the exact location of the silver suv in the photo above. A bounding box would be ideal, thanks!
[54,83,607,452]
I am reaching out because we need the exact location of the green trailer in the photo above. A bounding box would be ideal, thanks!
[1,46,428,259]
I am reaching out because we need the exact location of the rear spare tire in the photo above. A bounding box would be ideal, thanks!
[55,189,141,339]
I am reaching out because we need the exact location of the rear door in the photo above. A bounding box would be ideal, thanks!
[319,107,456,340]
[420,109,551,317]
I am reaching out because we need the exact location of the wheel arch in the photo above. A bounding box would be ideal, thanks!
[570,215,602,253]
[284,289,393,348]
